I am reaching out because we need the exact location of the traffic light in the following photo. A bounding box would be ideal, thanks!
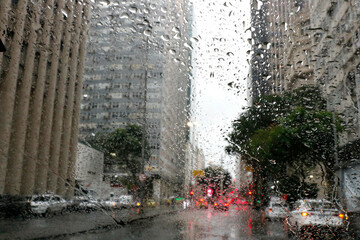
[248,191,252,195]
[190,190,194,196]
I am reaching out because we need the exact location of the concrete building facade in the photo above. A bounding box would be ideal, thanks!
[79,0,191,200]
[0,0,90,197]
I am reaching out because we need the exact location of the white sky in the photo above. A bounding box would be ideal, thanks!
[190,0,251,175]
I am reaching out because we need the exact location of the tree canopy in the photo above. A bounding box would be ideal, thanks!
[226,85,343,202]
[86,124,150,186]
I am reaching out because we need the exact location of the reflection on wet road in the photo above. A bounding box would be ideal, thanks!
[63,206,287,240]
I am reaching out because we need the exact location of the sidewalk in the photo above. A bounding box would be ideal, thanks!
[0,205,181,240]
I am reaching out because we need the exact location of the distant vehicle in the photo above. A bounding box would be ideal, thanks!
[214,199,229,211]
[196,198,208,209]
[286,199,347,238]
[265,197,288,220]
[183,199,191,209]
[100,198,118,209]
[235,198,249,205]
[118,195,134,208]
[78,198,98,211]
[29,194,67,216]
[145,198,156,207]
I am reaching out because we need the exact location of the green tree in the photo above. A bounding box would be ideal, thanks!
[226,86,342,203]
[197,166,232,198]
[86,124,150,188]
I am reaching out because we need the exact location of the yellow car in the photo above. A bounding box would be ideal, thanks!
[145,199,156,207]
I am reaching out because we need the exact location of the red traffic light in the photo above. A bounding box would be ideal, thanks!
[248,191,253,195]
[190,190,194,195]
[282,194,288,201]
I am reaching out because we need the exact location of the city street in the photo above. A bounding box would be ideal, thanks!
[58,205,286,240]
[1,204,359,239]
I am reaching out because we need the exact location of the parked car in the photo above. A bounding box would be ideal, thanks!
[78,198,98,211]
[286,199,348,238]
[118,195,134,208]
[265,197,288,220]
[99,198,118,209]
[29,194,67,216]
[145,198,156,207]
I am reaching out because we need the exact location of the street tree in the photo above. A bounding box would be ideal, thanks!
[226,86,343,203]
[86,124,150,189]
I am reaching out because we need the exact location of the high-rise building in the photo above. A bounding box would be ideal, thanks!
[250,0,313,99]
[79,0,191,199]
[250,0,271,100]
[0,0,90,197]
[310,0,360,144]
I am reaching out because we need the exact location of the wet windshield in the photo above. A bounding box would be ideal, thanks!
[0,0,360,239]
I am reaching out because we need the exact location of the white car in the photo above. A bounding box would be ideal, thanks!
[100,199,118,209]
[118,195,134,208]
[265,197,288,220]
[30,194,67,216]
[286,199,347,238]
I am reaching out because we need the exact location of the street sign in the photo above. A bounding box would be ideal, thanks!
[192,170,205,177]
[139,174,146,182]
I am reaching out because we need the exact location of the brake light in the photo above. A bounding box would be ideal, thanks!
[214,203,218,206]
[301,212,308,217]
[338,213,344,219]
[225,203,229,206]
[269,208,272,212]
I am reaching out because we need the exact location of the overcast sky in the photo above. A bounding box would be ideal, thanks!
[190,0,251,175]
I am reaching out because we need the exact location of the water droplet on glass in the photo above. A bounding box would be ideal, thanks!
[129,6,138,13]
[161,35,170,41]
[120,12,129,19]
[144,29,152,36]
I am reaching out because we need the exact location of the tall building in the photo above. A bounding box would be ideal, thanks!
[310,0,360,144]
[250,0,313,99]
[80,0,191,199]
[0,0,90,197]
[250,0,271,100]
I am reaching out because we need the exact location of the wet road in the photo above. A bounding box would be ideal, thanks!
[62,205,287,240]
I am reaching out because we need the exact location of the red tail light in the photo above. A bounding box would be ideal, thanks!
[214,203,218,206]
[269,208,272,212]
[338,213,344,219]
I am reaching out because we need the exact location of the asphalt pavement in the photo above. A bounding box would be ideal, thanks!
[57,205,287,240]
[0,205,179,240]
[1,205,358,240]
